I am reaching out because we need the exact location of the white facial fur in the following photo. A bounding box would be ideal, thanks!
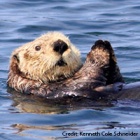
[11,32,82,83]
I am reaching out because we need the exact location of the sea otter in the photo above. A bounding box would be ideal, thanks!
[7,32,126,100]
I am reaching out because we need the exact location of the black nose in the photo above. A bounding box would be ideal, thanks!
[53,39,68,54]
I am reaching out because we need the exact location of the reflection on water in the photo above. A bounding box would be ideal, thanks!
[9,88,114,114]
[7,88,140,139]
[1,0,140,139]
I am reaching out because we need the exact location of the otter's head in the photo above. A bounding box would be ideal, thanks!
[10,32,82,83]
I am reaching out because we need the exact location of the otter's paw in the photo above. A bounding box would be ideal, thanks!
[87,40,113,69]
[89,40,124,85]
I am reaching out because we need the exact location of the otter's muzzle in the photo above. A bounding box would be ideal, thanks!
[53,39,68,55]
[56,58,67,67]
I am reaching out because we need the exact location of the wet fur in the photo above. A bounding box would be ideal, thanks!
[7,37,124,99]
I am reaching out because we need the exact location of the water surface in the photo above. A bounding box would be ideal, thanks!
[0,0,140,139]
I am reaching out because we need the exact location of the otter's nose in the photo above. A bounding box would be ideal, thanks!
[53,39,68,55]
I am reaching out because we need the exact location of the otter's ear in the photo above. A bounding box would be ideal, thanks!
[13,54,20,63]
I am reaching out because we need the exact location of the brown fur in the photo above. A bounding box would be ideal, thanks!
[7,37,124,99]
[91,40,124,85]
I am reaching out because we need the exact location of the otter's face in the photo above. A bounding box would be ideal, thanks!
[11,32,82,83]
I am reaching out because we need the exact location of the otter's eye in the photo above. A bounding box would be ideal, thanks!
[35,46,41,51]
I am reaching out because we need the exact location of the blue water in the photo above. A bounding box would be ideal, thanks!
[0,0,140,139]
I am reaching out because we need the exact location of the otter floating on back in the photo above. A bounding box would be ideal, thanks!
[7,32,140,100]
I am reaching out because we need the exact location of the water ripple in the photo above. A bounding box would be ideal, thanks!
[0,0,140,139]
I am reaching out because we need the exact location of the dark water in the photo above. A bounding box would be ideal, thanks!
[0,0,140,139]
